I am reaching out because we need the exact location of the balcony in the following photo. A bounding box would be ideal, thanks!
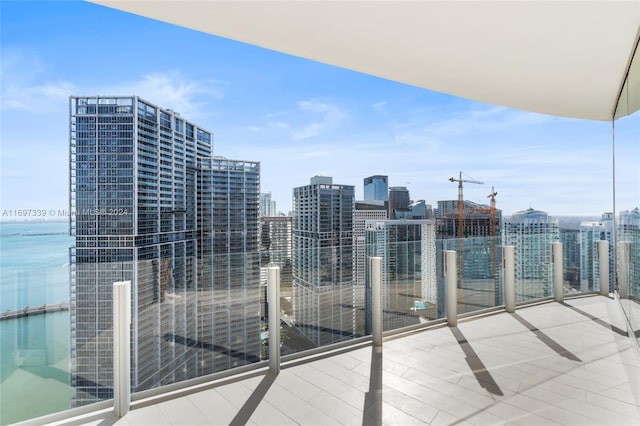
[2,2,639,425]
[32,294,640,425]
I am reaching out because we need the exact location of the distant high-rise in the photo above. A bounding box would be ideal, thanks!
[353,201,389,310]
[70,96,260,405]
[259,216,293,286]
[618,208,640,296]
[259,192,277,217]
[579,213,614,292]
[196,157,261,374]
[436,200,501,239]
[363,175,388,201]
[388,186,410,219]
[560,228,581,291]
[395,200,433,220]
[365,220,437,330]
[292,176,355,346]
[503,208,559,300]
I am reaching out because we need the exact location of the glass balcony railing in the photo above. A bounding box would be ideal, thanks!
[2,223,621,424]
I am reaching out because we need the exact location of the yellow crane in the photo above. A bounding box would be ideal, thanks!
[487,187,498,304]
[449,172,484,240]
[449,172,483,288]
[487,186,498,238]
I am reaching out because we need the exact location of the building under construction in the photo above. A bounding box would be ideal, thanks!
[436,200,502,239]
[436,200,503,291]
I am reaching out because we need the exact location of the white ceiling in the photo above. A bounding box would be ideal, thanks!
[89,1,640,121]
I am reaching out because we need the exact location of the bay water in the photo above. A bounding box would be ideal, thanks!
[0,222,74,425]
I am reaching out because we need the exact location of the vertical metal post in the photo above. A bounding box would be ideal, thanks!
[113,281,131,418]
[445,250,457,327]
[370,257,383,346]
[598,240,610,297]
[617,241,630,299]
[267,266,281,374]
[552,242,564,303]
[503,246,515,313]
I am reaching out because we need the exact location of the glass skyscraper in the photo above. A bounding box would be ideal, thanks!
[292,176,356,346]
[69,96,260,406]
[259,216,293,287]
[196,157,261,375]
[363,175,388,201]
[259,192,277,217]
[364,220,437,330]
[579,213,614,293]
[503,208,559,301]
[388,186,410,219]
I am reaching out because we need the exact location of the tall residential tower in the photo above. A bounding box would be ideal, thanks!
[69,96,260,405]
[503,208,559,300]
[292,176,356,346]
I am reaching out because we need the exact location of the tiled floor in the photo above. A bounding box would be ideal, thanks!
[61,296,640,425]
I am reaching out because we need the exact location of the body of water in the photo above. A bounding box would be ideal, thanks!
[0,222,74,425]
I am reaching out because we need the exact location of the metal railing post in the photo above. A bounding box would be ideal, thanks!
[617,241,630,299]
[370,257,383,346]
[552,242,564,303]
[598,240,610,297]
[445,250,457,327]
[113,281,131,418]
[267,266,281,374]
[503,246,515,313]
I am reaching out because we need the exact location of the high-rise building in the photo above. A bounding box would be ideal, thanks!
[560,228,581,291]
[69,96,260,405]
[364,220,437,330]
[437,200,502,286]
[196,157,261,374]
[503,208,559,300]
[292,176,356,346]
[259,192,277,217]
[353,201,389,310]
[618,208,640,297]
[579,213,614,293]
[395,200,434,220]
[388,186,410,219]
[259,216,293,286]
[363,175,388,201]
[436,200,501,239]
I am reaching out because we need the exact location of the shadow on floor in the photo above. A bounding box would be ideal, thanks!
[561,301,628,337]
[511,313,582,362]
[362,346,383,426]
[450,327,503,396]
[229,372,277,426]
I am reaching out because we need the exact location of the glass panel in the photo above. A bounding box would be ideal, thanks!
[0,223,75,423]
[614,39,640,345]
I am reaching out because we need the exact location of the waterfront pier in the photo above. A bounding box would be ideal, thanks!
[0,302,69,320]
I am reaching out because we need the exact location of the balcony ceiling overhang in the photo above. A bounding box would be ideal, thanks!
[89,1,640,121]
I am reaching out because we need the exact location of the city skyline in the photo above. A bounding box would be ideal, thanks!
[2,1,639,218]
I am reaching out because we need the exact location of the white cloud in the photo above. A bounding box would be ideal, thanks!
[257,99,349,141]
[371,100,388,113]
[104,71,224,119]
[1,50,223,119]
[292,99,348,140]
[268,121,290,130]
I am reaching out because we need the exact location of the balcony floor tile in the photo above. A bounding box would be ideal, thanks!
[63,295,640,426]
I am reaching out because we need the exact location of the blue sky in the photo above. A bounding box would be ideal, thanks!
[1,0,637,217]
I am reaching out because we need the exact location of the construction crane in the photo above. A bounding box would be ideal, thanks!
[487,186,498,238]
[449,172,484,240]
[449,172,483,288]
[487,187,498,305]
